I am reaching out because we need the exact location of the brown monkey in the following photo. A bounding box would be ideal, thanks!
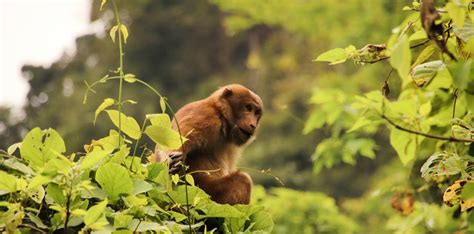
[154,84,263,205]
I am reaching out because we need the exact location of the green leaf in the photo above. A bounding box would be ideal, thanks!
[109,145,129,164]
[303,111,326,134]
[132,179,153,195]
[196,200,246,219]
[449,59,473,90]
[167,185,209,205]
[421,152,465,181]
[390,128,417,165]
[94,98,115,125]
[89,130,121,152]
[170,211,188,222]
[147,162,167,180]
[26,212,48,229]
[454,20,474,42]
[20,128,66,168]
[128,219,167,232]
[410,60,446,87]
[120,24,129,43]
[160,97,167,113]
[248,207,274,232]
[84,199,108,227]
[114,213,133,229]
[100,0,107,11]
[408,29,427,42]
[3,158,34,175]
[314,48,348,65]
[390,35,411,80]
[46,183,66,206]
[147,113,171,126]
[0,171,17,193]
[185,174,195,186]
[124,73,136,83]
[446,2,465,28]
[145,125,185,150]
[110,25,119,43]
[347,117,371,133]
[96,163,133,200]
[7,142,21,155]
[28,174,52,190]
[171,174,180,185]
[105,110,142,140]
[461,183,474,200]
[80,148,113,170]
[412,44,436,67]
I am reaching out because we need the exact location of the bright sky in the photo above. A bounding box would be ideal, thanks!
[0,0,91,108]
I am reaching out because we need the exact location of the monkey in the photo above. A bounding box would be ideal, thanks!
[153,84,263,205]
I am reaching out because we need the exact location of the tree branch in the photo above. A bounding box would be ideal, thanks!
[380,114,474,143]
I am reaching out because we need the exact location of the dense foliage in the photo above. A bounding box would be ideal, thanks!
[309,0,474,232]
[3,0,474,233]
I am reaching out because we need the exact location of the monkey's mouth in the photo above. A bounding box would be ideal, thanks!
[239,127,253,138]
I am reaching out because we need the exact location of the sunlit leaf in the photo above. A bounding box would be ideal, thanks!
[124,73,136,83]
[105,110,142,140]
[100,0,107,11]
[453,19,474,42]
[7,142,21,155]
[145,125,185,150]
[0,171,17,193]
[96,163,133,200]
[120,24,129,43]
[449,59,473,90]
[410,60,445,87]
[390,35,411,81]
[84,199,109,228]
[94,98,115,125]
[80,148,113,170]
[46,183,66,206]
[110,25,119,43]
[446,2,465,28]
[314,48,348,65]
[20,128,66,168]
[390,128,417,165]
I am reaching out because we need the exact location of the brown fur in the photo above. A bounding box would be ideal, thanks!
[154,84,263,205]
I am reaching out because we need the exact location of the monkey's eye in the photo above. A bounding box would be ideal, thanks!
[255,109,261,116]
[245,104,252,112]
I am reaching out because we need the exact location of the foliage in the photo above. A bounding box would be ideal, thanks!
[0,1,273,232]
[310,0,474,232]
[254,187,358,234]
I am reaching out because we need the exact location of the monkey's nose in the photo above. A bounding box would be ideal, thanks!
[250,124,256,130]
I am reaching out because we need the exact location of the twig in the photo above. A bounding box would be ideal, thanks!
[239,167,285,186]
[452,89,458,119]
[380,114,474,143]
[19,224,47,233]
[359,40,431,64]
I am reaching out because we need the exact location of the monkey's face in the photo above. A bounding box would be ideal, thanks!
[220,85,263,145]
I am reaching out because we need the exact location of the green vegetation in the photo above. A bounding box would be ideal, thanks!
[1,0,474,233]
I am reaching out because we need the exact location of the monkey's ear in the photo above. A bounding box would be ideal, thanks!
[222,87,233,98]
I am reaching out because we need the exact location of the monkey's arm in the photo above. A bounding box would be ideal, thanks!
[193,171,252,205]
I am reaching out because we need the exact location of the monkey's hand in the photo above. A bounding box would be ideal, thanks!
[168,151,185,174]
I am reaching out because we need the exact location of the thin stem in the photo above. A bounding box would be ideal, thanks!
[19,224,46,233]
[63,180,73,233]
[239,167,285,186]
[112,0,124,147]
[359,40,430,64]
[452,89,458,119]
[380,114,474,143]
[130,118,148,170]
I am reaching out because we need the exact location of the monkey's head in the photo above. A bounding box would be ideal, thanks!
[215,84,263,145]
